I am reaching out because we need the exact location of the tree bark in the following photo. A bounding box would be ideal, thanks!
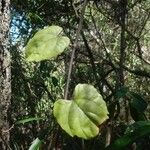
[0,0,11,149]
[118,0,129,122]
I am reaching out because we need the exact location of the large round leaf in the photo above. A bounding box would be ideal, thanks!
[53,84,109,139]
[25,26,70,62]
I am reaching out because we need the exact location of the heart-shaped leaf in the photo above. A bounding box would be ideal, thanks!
[25,26,70,62]
[53,84,109,139]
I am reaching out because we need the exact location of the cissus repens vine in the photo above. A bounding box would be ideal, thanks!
[25,25,109,139]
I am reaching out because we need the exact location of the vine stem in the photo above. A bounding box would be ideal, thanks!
[64,0,88,99]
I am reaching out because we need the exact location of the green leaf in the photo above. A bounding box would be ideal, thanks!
[129,92,147,112]
[16,117,44,125]
[52,76,58,86]
[29,138,42,150]
[129,92,147,121]
[53,84,109,139]
[105,121,150,150]
[115,86,129,99]
[25,26,70,62]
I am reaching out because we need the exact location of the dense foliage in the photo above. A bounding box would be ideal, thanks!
[5,0,150,149]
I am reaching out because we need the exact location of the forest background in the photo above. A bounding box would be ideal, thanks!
[0,0,150,149]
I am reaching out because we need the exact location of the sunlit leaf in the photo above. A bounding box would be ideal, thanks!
[16,117,44,124]
[29,138,42,150]
[25,26,70,62]
[53,84,109,139]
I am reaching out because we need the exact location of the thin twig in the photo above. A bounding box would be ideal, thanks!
[2,124,14,133]
[105,126,111,147]
[64,0,88,99]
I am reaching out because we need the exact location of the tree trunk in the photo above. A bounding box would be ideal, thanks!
[118,0,129,122]
[0,0,11,149]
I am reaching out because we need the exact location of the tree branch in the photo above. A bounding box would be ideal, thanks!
[64,0,88,99]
